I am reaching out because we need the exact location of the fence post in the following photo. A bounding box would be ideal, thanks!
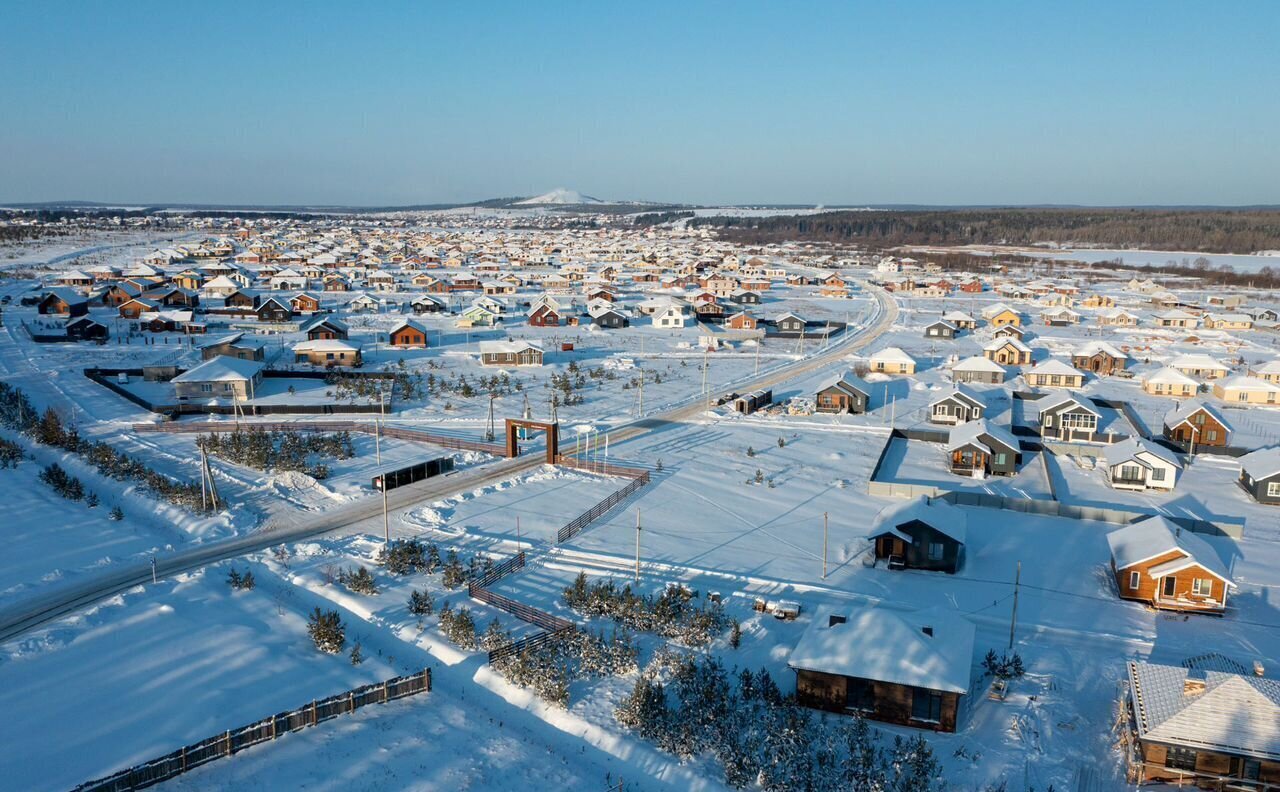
[383,680,389,703]
[225,729,233,756]
[349,691,355,713]
[312,700,317,726]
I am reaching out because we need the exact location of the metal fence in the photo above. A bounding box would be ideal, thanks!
[487,624,575,665]
[131,419,506,456]
[72,668,432,792]
[470,551,526,589]
[468,584,574,632]
[556,472,650,544]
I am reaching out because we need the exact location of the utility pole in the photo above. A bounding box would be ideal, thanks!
[380,476,390,545]
[1008,561,1021,650]
[485,393,496,442]
[823,511,829,579]
[151,555,157,585]
[701,348,709,405]
[634,509,641,583]
[375,412,382,465]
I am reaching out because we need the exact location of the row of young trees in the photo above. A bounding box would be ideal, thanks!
[616,652,943,791]
[197,427,355,480]
[0,383,202,510]
[563,573,729,647]
[377,538,493,589]
[490,626,639,708]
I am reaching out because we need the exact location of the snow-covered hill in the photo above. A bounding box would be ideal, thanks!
[514,188,605,205]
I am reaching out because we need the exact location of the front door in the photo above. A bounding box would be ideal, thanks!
[1162,576,1176,598]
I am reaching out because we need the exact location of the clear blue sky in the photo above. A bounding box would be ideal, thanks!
[2,1,1276,206]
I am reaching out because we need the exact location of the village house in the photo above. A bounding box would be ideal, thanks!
[256,296,293,323]
[652,303,691,329]
[941,310,976,330]
[773,312,808,335]
[788,606,975,733]
[1238,447,1280,505]
[1201,313,1253,331]
[479,339,544,367]
[299,315,349,340]
[1107,516,1234,614]
[1024,359,1087,389]
[869,347,917,375]
[1040,306,1082,326]
[1080,294,1116,309]
[1097,308,1141,327]
[38,289,89,317]
[983,336,1033,366]
[928,386,985,426]
[528,303,563,327]
[867,497,966,574]
[947,420,1020,477]
[1124,660,1278,788]
[1155,309,1199,329]
[923,319,957,340]
[814,372,872,414]
[1213,375,1280,405]
[293,339,362,367]
[1171,354,1230,381]
[172,356,264,402]
[1252,360,1280,384]
[1035,392,1102,442]
[1071,341,1128,376]
[1143,367,1200,398]
[1103,438,1181,491]
[982,303,1021,327]
[198,332,266,362]
[951,356,1006,385]
[387,319,430,348]
[1163,401,1232,451]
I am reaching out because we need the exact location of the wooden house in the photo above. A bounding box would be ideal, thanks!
[479,340,543,367]
[951,356,1006,385]
[868,497,966,574]
[64,316,109,342]
[1163,401,1232,451]
[947,420,1020,476]
[1071,341,1128,376]
[388,320,430,348]
[1213,376,1280,405]
[983,337,1032,366]
[814,372,871,414]
[941,311,976,330]
[293,339,362,367]
[923,320,957,340]
[1125,660,1279,788]
[1107,516,1233,614]
[869,347,917,375]
[528,303,563,327]
[300,315,349,341]
[789,606,975,733]
[38,289,89,317]
[289,292,322,314]
[198,332,266,362]
[256,296,293,323]
[1143,367,1199,398]
[172,357,264,401]
[928,386,985,425]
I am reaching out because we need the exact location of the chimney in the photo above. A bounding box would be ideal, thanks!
[1255,660,1266,677]
[828,614,847,628]
[921,626,934,637]
[1184,669,1207,695]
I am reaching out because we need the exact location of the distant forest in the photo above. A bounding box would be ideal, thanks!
[692,208,1280,254]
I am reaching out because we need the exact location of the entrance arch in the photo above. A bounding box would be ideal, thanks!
[505,419,559,462]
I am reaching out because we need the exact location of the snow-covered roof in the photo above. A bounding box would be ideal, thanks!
[293,339,361,353]
[869,496,966,544]
[869,346,916,364]
[479,340,543,355]
[1163,400,1229,432]
[1254,360,1280,374]
[1127,661,1278,761]
[1103,437,1182,470]
[931,384,984,410]
[1106,516,1231,582]
[1170,354,1227,371]
[983,336,1031,353]
[952,355,1005,373]
[819,371,872,398]
[947,419,1018,454]
[172,356,263,383]
[1034,391,1099,420]
[1217,375,1280,393]
[1143,367,1198,386]
[1026,359,1081,377]
[1239,446,1280,481]
[1074,341,1127,359]
[788,606,975,695]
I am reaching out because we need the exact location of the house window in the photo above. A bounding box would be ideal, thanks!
[845,678,874,712]
[1150,468,1166,482]
[1267,481,1280,497]
[1204,430,1216,442]
[993,453,1007,466]
[1162,576,1176,597]
[1164,747,1196,771]
[200,384,212,393]
[1191,579,1212,597]
[1119,464,1143,481]
[911,690,943,723]
[1128,571,1140,590]
[928,542,944,561]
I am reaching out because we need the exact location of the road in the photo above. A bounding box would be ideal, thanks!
[0,284,897,643]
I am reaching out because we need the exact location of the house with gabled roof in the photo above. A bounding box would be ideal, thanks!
[789,605,975,732]
[869,347,917,375]
[1103,438,1181,491]
[1072,341,1128,376]
[1238,446,1280,505]
[951,355,1006,385]
[1024,358,1086,389]
[388,319,430,348]
[947,420,1020,476]
[1107,516,1234,614]
[867,496,966,574]
[1035,392,1102,442]
[983,336,1032,366]
[928,385,985,426]
[814,372,872,414]
[1143,367,1199,398]
[1163,401,1232,451]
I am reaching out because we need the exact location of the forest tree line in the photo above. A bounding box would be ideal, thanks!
[693,208,1280,254]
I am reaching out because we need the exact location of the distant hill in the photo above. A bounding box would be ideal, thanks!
[513,188,606,206]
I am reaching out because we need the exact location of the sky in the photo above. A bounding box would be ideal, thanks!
[1,1,1277,207]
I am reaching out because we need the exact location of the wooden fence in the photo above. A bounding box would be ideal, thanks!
[556,470,650,544]
[470,550,526,589]
[131,420,506,456]
[468,584,574,633]
[72,668,432,792]
[488,623,575,665]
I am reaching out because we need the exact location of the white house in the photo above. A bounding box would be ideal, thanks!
[1103,438,1182,492]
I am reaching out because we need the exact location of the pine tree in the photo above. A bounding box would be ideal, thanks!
[777,437,786,448]
[109,505,124,521]
[227,568,242,589]
[344,565,378,595]
[350,641,363,665]
[746,446,755,457]
[307,608,345,654]
[239,570,255,590]
[85,491,99,507]
[729,619,741,649]
[408,588,434,616]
